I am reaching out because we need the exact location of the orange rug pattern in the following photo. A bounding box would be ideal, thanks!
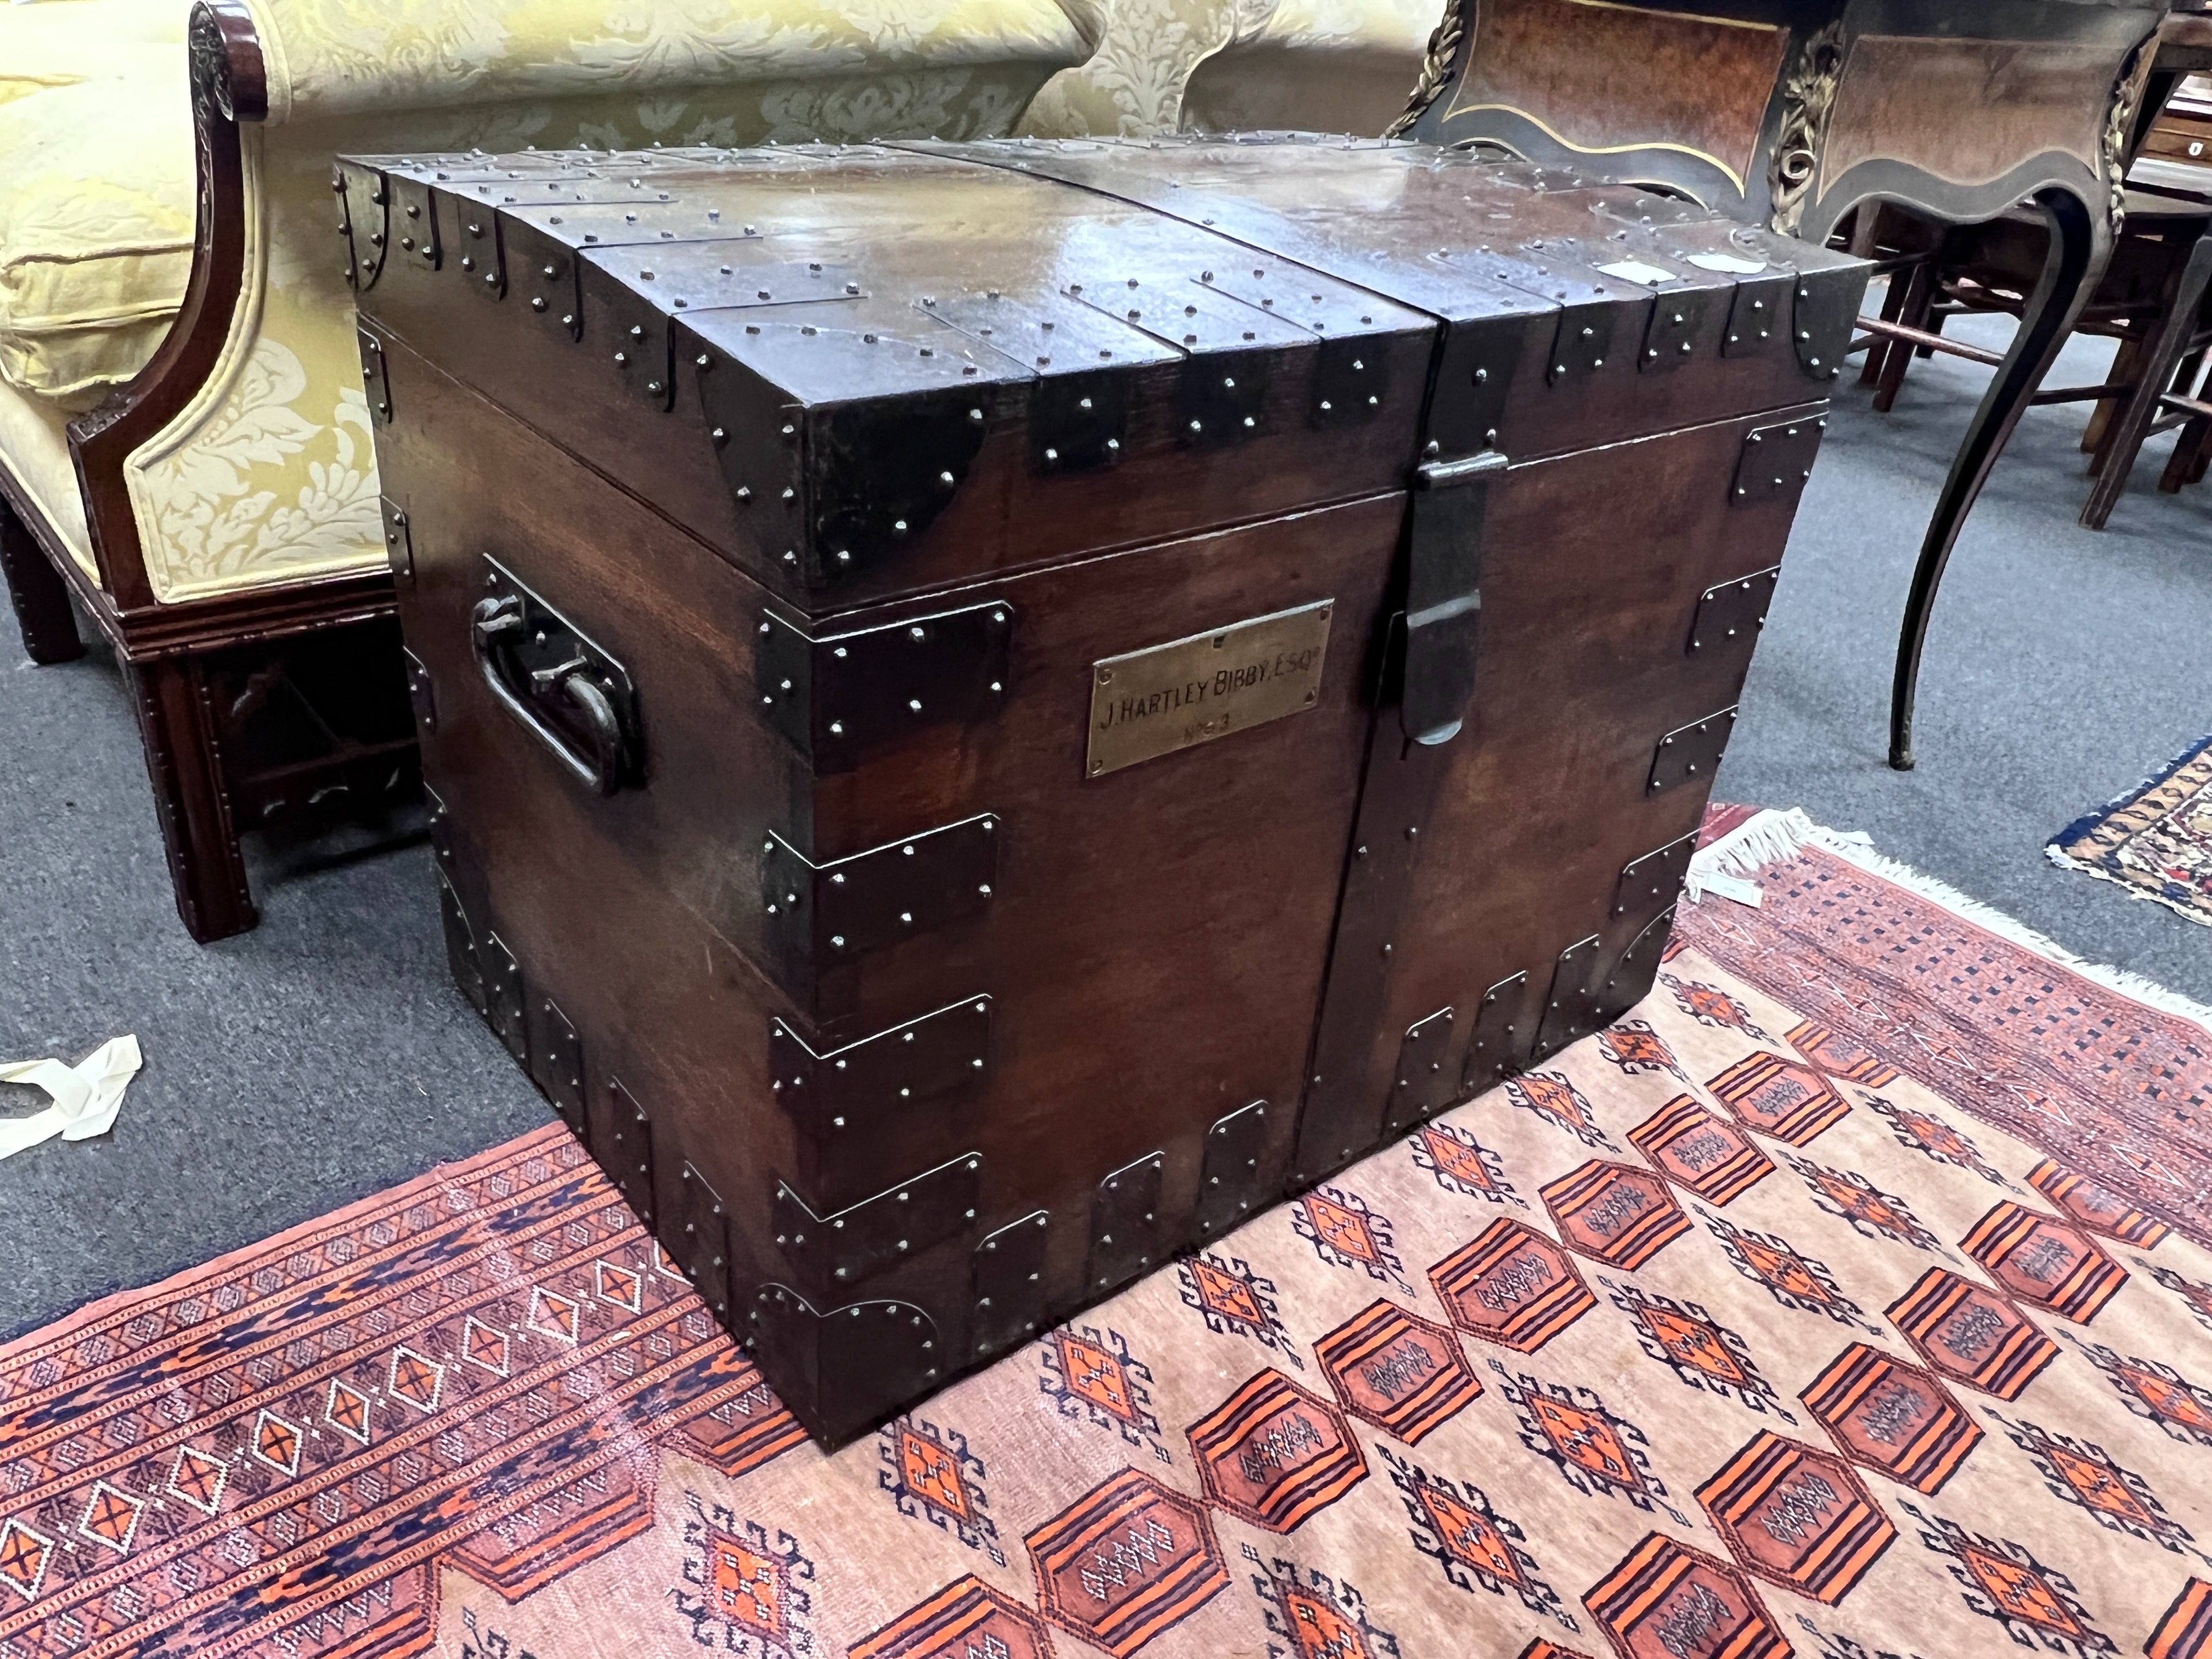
[4,836,2211,1658]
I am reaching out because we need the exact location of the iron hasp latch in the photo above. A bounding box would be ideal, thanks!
[1402,451,1504,746]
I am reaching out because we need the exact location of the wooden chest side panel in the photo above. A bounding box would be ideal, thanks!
[377,334,1402,1413]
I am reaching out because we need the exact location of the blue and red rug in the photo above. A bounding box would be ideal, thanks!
[2050,733,2212,929]
[3,813,2209,1658]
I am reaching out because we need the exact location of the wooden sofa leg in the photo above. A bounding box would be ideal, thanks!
[0,498,87,664]
[128,654,259,941]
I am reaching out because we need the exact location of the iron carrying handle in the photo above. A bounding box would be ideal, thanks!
[470,595,631,795]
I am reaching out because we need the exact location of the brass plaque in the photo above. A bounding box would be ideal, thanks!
[1086,600,1333,778]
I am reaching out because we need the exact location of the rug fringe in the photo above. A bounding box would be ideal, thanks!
[1688,808,2212,1034]
[2042,732,2212,932]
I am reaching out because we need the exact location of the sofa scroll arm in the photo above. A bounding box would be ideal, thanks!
[65,0,266,616]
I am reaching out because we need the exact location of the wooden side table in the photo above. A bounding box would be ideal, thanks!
[1394,0,2169,770]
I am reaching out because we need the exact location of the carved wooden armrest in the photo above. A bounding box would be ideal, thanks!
[65,0,263,615]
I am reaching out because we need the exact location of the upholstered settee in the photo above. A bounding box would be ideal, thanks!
[1020,0,1432,139]
[0,0,1101,940]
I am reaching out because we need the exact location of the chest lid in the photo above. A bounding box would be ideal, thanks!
[340,139,1859,610]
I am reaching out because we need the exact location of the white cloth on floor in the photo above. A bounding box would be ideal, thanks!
[0,1035,142,1159]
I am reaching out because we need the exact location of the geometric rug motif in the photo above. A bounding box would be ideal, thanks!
[1680,822,2212,1250]
[2049,731,2212,927]
[1693,1429,1897,1604]
[1885,1267,2060,1400]
[2,827,2210,1657]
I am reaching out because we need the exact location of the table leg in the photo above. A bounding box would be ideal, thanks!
[1889,187,2103,771]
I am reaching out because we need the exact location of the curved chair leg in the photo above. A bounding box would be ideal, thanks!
[0,498,87,664]
[1889,188,2102,771]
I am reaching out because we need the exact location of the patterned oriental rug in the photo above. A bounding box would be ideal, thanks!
[5,816,2212,1659]
[2049,733,2212,928]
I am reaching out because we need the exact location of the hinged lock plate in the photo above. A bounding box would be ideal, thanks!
[535,995,586,1136]
[600,1079,656,1226]
[1312,335,1387,428]
[969,1209,1049,1361]
[1087,1150,1167,1294]
[435,871,485,1015]
[1462,970,1531,1090]
[1030,370,1129,475]
[357,329,392,424]
[1385,1007,1458,1136]
[774,1151,981,1296]
[1533,934,1602,1060]
[810,386,994,579]
[1591,906,1676,1031]
[483,932,528,1064]
[1639,286,1727,375]
[755,602,1014,772]
[1731,418,1824,509]
[748,1285,942,1441]
[1087,600,1331,779]
[1688,565,1781,654]
[1547,298,1622,385]
[1647,706,1737,796]
[1196,1101,1271,1238]
[403,647,435,736]
[448,199,507,302]
[669,1161,732,1322]
[1176,347,1274,448]
[1793,264,1862,380]
[760,815,998,978]
[1402,452,1503,746]
[380,496,413,588]
[1722,272,1792,357]
[1613,831,1698,926]
[769,995,991,1139]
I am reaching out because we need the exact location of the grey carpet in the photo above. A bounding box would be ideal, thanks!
[0,640,551,1341]
[1721,309,2212,1007]
[0,309,2205,1341]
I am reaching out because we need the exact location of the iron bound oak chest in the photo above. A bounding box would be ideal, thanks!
[342,134,1867,1445]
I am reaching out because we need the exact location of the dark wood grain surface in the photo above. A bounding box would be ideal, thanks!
[357,137,1860,1441]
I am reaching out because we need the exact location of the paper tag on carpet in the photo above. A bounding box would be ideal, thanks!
[0,1036,142,1159]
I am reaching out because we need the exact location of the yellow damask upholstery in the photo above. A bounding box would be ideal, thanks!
[1020,0,1426,137]
[0,0,1099,599]
[0,0,187,105]
[0,77,196,410]
[1182,0,1432,134]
